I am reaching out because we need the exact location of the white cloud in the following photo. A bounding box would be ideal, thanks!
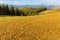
[0,1,3,4]
[0,1,21,5]
[13,1,20,5]
[0,1,4,5]
[44,0,60,5]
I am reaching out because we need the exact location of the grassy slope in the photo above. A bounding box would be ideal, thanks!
[0,10,60,40]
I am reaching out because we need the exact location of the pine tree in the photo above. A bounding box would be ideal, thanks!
[15,8,20,16]
[1,4,6,15]
[9,5,15,15]
[0,5,2,10]
[5,4,10,15]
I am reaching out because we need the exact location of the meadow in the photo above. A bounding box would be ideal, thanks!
[0,10,60,40]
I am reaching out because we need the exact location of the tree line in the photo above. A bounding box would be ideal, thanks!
[0,4,47,16]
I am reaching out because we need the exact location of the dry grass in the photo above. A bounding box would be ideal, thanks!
[0,10,60,40]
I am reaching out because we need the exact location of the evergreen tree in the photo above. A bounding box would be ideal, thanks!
[5,4,10,15]
[15,8,21,16]
[9,5,15,15]
[1,4,6,15]
[0,5,2,10]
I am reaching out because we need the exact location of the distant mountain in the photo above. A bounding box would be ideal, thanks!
[2,4,59,9]
[50,5,60,9]
[8,5,45,8]
[8,5,56,9]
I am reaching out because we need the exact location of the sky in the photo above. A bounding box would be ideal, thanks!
[0,0,60,5]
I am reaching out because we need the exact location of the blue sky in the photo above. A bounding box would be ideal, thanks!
[0,0,60,5]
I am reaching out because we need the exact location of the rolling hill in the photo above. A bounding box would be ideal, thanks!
[0,10,60,40]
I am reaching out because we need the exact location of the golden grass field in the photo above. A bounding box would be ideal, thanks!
[0,10,60,40]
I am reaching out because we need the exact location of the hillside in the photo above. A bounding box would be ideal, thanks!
[0,10,60,40]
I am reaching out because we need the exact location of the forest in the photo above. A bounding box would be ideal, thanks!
[0,4,47,16]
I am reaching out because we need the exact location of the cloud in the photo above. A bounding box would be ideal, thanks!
[0,1,9,5]
[0,0,21,5]
[44,0,60,5]
[14,1,20,5]
[0,1,3,3]
[6,1,21,5]
[0,0,60,5]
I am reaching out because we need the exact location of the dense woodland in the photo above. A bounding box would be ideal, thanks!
[0,4,47,16]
